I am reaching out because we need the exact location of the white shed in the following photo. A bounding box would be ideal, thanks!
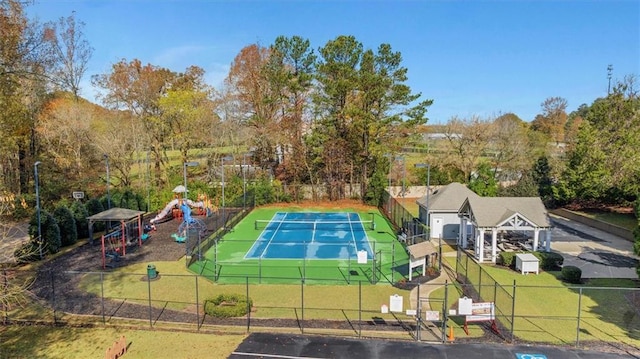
[515,253,539,275]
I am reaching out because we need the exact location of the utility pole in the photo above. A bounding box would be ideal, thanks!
[607,64,613,94]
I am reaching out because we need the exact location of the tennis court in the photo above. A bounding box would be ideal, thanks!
[246,212,374,260]
[190,206,410,284]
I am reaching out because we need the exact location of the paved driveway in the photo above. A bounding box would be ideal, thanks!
[549,214,638,278]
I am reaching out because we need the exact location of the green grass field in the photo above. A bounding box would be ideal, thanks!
[437,254,640,347]
[189,206,410,285]
[573,209,638,230]
[0,325,246,359]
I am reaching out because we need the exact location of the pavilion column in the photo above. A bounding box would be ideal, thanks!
[533,228,540,251]
[478,229,485,262]
[491,229,498,263]
[545,230,551,252]
[460,217,467,248]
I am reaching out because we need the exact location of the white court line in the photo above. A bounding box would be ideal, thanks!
[260,212,289,258]
[231,351,324,359]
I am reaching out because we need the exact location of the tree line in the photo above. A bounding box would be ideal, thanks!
[1,0,639,213]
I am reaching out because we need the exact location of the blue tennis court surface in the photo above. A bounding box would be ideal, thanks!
[245,212,374,260]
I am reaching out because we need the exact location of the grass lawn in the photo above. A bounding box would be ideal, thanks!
[0,325,245,359]
[76,261,412,320]
[572,209,638,231]
[438,255,640,347]
[395,197,420,217]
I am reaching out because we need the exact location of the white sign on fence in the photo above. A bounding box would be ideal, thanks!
[357,250,368,264]
[389,294,403,313]
[458,296,472,315]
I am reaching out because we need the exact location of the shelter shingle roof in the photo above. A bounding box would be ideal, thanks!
[87,208,146,222]
[416,182,479,211]
[464,197,550,228]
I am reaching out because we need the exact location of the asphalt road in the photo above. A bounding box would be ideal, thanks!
[229,333,635,359]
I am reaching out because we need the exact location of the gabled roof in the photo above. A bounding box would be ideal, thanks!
[461,197,550,228]
[87,207,146,222]
[407,240,437,259]
[416,182,479,212]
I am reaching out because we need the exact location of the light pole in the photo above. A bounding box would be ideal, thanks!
[34,161,43,259]
[242,153,251,210]
[183,161,199,200]
[383,154,393,213]
[104,154,111,209]
[146,151,150,211]
[400,156,406,198]
[221,156,233,227]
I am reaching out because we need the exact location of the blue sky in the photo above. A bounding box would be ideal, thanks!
[28,0,639,124]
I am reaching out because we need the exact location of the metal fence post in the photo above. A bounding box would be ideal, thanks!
[147,275,153,327]
[510,279,516,343]
[101,272,105,324]
[246,276,251,333]
[442,281,448,343]
[391,241,395,284]
[576,287,582,348]
[358,280,362,338]
[416,284,421,341]
[300,278,305,334]
[50,270,57,324]
[478,267,482,299]
[195,275,200,331]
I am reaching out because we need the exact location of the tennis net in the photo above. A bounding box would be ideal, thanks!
[255,219,375,231]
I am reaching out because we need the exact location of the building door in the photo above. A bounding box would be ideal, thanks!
[432,217,443,239]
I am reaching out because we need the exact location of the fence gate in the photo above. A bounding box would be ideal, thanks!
[417,297,446,342]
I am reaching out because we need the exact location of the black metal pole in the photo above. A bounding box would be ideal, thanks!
[50,270,56,324]
[246,276,251,333]
[101,272,105,324]
[196,276,200,330]
[148,276,153,327]
[358,280,362,338]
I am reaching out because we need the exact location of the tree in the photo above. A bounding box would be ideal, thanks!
[36,94,100,187]
[313,36,430,202]
[28,210,61,255]
[49,12,93,99]
[489,113,531,182]
[53,204,77,247]
[69,200,88,238]
[531,97,568,145]
[224,44,280,173]
[158,79,215,165]
[557,77,640,204]
[441,116,493,182]
[265,36,316,199]
[468,161,498,196]
[0,0,56,194]
[532,156,554,203]
[92,59,180,187]
[498,171,539,197]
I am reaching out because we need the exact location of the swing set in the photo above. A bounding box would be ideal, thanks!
[87,208,148,269]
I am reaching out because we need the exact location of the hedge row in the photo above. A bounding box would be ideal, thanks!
[203,294,253,318]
